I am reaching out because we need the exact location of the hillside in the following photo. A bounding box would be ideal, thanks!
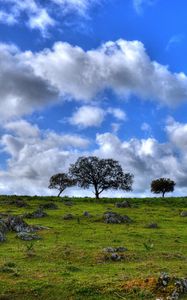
[0,196,186,300]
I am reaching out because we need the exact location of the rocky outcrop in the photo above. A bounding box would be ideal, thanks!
[103,211,133,224]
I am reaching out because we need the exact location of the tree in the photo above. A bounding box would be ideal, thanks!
[48,173,76,197]
[151,178,175,198]
[69,156,133,199]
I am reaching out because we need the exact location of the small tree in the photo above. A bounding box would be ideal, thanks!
[151,178,175,198]
[48,173,75,197]
[69,156,133,199]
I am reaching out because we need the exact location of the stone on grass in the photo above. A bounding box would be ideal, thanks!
[63,214,74,220]
[0,231,6,242]
[103,211,133,224]
[39,202,58,210]
[0,220,8,233]
[146,223,159,229]
[17,232,42,241]
[6,216,35,233]
[180,211,187,217]
[115,200,131,208]
[64,201,73,206]
[83,211,92,217]
[24,208,48,219]
[103,246,127,253]
[8,199,29,208]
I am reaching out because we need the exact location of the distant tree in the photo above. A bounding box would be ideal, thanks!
[48,173,76,197]
[69,156,133,199]
[151,178,175,198]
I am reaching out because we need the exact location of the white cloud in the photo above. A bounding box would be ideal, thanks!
[166,34,185,52]
[107,108,127,121]
[69,105,105,127]
[133,0,156,14]
[0,0,100,34]
[1,118,187,196]
[0,43,58,120]
[0,120,90,195]
[1,39,187,121]
[25,39,187,106]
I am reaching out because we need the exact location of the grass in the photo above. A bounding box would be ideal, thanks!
[0,195,186,299]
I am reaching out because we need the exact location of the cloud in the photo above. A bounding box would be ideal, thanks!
[0,120,90,195]
[133,0,156,14]
[0,0,100,34]
[0,43,58,120]
[25,39,187,106]
[166,34,185,52]
[1,118,187,196]
[69,105,105,127]
[1,38,187,121]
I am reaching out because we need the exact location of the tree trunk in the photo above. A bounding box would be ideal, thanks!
[58,190,63,197]
[94,184,100,199]
[162,191,165,198]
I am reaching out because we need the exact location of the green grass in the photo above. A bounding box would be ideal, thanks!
[0,195,186,299]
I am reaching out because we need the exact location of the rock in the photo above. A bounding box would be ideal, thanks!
[7,199,29,208]
[110,253,122,261]
[64,201,73,206]
[24,209,48,219]
[17,232,41,241]
[39,202,58,210]
[63,214,74,220]
[103,211,133,224]
[103,246,127,253]
[0,231,6,242]
[0,220,8,233]
[146,223,159,229]
[157,273,170,287]
[180,211,187,217]
[6,216,35,233]
[83,211,92,217]
[115,200,131,208]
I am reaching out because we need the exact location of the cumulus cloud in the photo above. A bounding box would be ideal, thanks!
[24,39,187,106]
[0,120,90,195]
[69,105,105,127]
[0,43,58,120]
[1,39,187,121]
[1,118,187,196]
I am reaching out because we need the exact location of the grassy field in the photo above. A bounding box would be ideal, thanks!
[0,195,187,300]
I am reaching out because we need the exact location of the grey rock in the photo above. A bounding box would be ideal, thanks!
[110,253,123,261]
[103,246,127,253]
[0,220,8,233]
[39,202,58,210]
[64,201,73,206]
[0,231,6,242]
[180,211,187,217]
[24,209,48,219]
[6,216,35,233]
[63,214,74,220]
[115,200,131,208]
[17,232,41,241]
[83,211,92,217]
[146,223,159,229]
[103,211,133,224]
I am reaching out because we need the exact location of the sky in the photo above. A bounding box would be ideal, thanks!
[0,0,187,197]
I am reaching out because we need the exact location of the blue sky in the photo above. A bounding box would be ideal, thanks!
[0,0,187,197]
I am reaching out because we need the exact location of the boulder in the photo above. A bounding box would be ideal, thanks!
[103,211,133,224]
[146,223,159,229]
[83,211,92,218]
[17,232,42,241]
[6,199,29,208]
[64,201,73,206]
[103,246,127,253]
[39,202,58,210]
[63,214,74,220]
[180,211,187,217]
[24,209,48,219]
[115,200,131,208]
[6,216,35,233]
[0,231,6,242]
